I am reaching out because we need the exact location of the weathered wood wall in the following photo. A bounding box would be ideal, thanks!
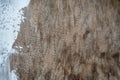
[11,0,120,80]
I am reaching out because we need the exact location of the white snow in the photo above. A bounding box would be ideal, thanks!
[15,46,23,51]
[10,0,30,10]
[10,70,18,80]
[0,0,30,80]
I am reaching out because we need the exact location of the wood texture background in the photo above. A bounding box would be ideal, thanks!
[10,0,120,80]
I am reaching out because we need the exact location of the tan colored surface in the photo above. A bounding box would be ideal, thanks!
[11,0,120,80]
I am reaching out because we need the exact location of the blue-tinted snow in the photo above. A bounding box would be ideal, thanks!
[0,0,30,80]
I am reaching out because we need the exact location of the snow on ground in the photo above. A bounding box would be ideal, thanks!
[10,70,18,80]
[0,0,30,80]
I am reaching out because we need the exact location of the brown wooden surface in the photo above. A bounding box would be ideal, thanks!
[10,0,120,80]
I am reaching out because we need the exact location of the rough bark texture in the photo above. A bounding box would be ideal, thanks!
[10,0,120,80]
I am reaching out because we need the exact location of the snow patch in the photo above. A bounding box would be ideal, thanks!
[10,70,18,80]
[0,0,30,80]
